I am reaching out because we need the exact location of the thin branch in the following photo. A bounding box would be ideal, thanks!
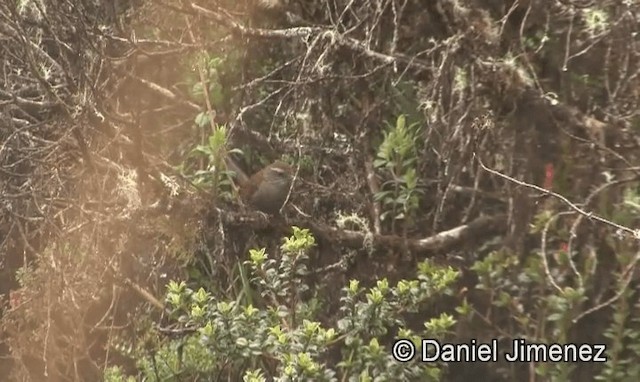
[476,154,640,239]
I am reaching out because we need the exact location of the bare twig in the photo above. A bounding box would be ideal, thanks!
[476,154,640,239]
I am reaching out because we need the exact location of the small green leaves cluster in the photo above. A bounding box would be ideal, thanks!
[113,227,459,381]
[374,114,423,228]
[337,261,459,381]
[104,366,136,382]
[182,124,240,194]
[190,55,226,109]
[248,227,314,314]
[471,248,602,380]
[595,280,640,381]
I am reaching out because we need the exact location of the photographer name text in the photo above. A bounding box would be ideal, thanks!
[392,339,607,363]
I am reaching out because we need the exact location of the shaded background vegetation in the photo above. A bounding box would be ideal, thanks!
[1,0,640,380]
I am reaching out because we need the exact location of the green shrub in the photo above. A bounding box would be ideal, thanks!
[111,227,459,381]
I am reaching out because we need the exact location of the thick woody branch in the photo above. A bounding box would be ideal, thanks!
[221,211,507,256]
[305,214,507,255]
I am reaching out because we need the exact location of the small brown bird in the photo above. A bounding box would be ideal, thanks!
[238,161,293,214]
